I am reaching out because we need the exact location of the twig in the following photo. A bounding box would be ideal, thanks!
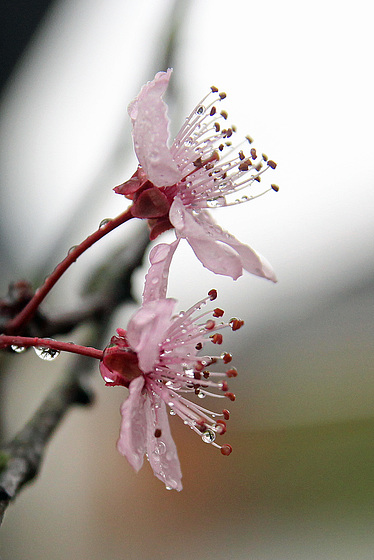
[0,224,150,526]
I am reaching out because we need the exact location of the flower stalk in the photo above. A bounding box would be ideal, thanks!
[5,206,134,335]
[0,335,103,361]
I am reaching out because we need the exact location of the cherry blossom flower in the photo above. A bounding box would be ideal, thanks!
[100,289,241,491]
[115,69,278,282]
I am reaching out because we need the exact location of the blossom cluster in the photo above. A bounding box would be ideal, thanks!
[100,69,278,490]
[1,69,277,492]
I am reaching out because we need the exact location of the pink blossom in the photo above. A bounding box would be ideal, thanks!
[100,290,241,491]
[115,69,278,282]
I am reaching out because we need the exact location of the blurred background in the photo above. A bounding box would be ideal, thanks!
[1,0,374,558]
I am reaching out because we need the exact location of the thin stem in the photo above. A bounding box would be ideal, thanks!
[5,206,134,334]
[0,335,103,360]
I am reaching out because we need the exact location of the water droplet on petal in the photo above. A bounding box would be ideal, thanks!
[68,245,78,255]
[153,441,166,455]
[11,345,26,353]
[34,345,60,361]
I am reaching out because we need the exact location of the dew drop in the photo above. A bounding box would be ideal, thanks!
[34,345,60,361]
[153,441,166,455]
[68,245,78,254]
[169,409,176,416]
[206,196,226,208]
[99,218,111,228]
[197,391,206,399]
[165,486,173,491]
[11,345,26,353]
[202,428,216,444]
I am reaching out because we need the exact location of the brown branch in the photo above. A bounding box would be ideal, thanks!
[0,366,93,524]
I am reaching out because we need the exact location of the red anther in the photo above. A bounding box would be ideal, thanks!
[267,160,277,169]
[193,157,203,168]
[255,163,263,172]
[195,420,206,431]
[154,428,162,438]
[221,444,233,456]
[222,352,232,364]
[208,289,218,301]
[195,342,203,350]
[271,184,280,192]
[230,318,244,331]
[195,362,204,372]
[218,144,225,151]
[211,86,218,93]
[215,420,227,435]
[213,308,224,317]
[205,320,216,331]
[225,392,236,401]
[226,368,238,378]
[210,106,217,116]
[220,110,228,120]
[250,148,257,160]
[238,150,245,161]
[214,122,220,132]
[219,92,227,100]
[246,135,254,144]
[210,333,223,345]
[203,370,210,379]
[221,381,228,392]
[222,409,230,420]
[194,371,201,380]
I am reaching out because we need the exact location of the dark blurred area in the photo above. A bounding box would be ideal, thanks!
[0,1,56,95]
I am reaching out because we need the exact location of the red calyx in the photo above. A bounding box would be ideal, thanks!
[101,346,143,388]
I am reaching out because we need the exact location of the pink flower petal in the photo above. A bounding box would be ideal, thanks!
[126,299,176,372]
[128,69,182,188]
[144,391,182,491]
[117,376,146,472]
[170,197,277,282]
[143,240,180,303]
[169,197,243,279]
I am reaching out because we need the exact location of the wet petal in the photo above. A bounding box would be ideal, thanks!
[143,240,180,303]
[127,299,176,372]
[195,209,277,282]
[128,69,182,187]
[170,197,276,282]
[117,376,146,472]
[169,198,243,279]
[145,392,182,491]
